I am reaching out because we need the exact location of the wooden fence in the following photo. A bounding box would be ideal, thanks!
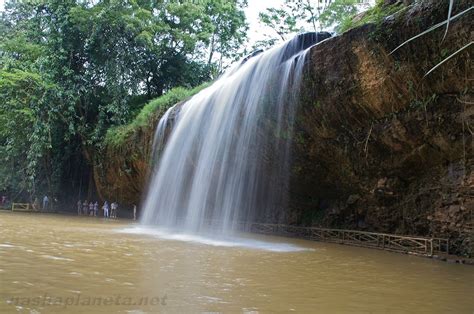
[245,223,450,256]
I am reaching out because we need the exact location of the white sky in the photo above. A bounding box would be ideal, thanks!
[245,0,286,46]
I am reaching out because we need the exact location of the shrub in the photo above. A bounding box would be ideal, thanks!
[104,83,209,147]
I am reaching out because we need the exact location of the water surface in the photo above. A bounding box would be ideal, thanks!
[0,212,473,313]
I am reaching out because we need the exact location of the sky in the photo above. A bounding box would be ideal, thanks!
[245,0,286,46]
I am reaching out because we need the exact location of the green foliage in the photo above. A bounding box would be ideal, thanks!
[203,0,249,74]
[259,7,299,41]
[0,69,57,195]
[338,0,405,33]
[319,0,360,31]
[0,0,247,201]
[256,0,369,49]
[104,83,210,148]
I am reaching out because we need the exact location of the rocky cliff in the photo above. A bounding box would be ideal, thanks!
[291,0,472,255]
[95,0,473,254]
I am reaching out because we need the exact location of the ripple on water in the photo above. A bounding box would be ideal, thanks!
[41,255,74,262]
[0,243,15,248]
[197,296,227,304]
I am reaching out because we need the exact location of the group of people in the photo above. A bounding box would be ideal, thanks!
[32,195,51,211]
[77,200,119,218]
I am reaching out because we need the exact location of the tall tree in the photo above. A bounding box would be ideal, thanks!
[203,0,248,75]
[0,0,248,203]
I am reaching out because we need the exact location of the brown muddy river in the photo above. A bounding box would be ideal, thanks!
[0,211,473,313]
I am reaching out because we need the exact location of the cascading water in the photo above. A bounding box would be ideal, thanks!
[141,33,329,235]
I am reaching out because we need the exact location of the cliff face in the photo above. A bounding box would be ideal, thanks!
[93,116,156,206]
[95,1,472,254]
[290,0,472,254]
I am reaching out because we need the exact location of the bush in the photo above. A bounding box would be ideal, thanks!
[338,0,406,33]
[104,83,209,147]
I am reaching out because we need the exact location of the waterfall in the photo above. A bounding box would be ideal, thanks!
[141,33,329,234]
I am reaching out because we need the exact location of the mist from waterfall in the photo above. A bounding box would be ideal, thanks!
[141,34,324,234]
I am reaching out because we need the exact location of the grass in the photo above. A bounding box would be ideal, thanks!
[104,83,210,147]
[338,0,407,33]
[388,4,473,77]
[390,6,473,55]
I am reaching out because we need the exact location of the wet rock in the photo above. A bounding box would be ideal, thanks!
[290,0,472,255]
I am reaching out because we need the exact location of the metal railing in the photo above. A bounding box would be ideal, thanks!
[246,223,450,256]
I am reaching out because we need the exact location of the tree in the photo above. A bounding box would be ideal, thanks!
[319,0,368,31]
[0,8,60,199]
[0,0,248,203]
[256,0,370,50]
[259,7,299,42]
[0,69,57,198]
[203,0,248,75]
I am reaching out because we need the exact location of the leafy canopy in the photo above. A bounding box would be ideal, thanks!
[0,0,247,201]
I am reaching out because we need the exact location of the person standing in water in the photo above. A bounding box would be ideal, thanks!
[110,202,117,218]
[103,201,109,218]
[109,202,113,218]
[89,201,94,216]
[42,195,49,211]
[83,200,88,215]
